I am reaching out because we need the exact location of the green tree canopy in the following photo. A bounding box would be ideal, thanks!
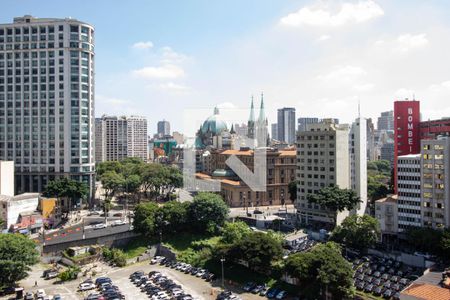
[0,234,39,289]
[100,171,125,200]
[307,186,360,223]
[187,192,229,233]
[331,215,380,251]
[288,180,298,202]
[43,177,89,207]
[227,231,283,273]
[220,221,251,244]
[132,202,159,237]
[158,201,189,233]
[285,242,354,299]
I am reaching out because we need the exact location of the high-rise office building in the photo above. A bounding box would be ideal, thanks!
[350,118,368,216]
[0,16,95,196]
[366,118,377,161]
[297,117,319,132]
[157,120,170,137]
[377,110,394,131]
[397,154,422,232]
[271,123,277,140]
[421,137,450,229]
[394,100,420,193]
[295,119,351,227]
[420,118,450,140]
[277,107,296,144]
[95,115,148,163]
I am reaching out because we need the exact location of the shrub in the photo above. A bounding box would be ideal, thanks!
[58,266,80,282]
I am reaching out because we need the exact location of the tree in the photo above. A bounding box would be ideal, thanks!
[0,218,4,228]
[159,201,189,233]
[96,161,123,177]
[307,186,360,223]
[100,171,125,200]
[43,177,89,209]
[220,221,251,244]
[285,242,354,299]
[331,215,380,251]
[132,202,159,237]
[227,231,283,273]
[187,192,229,233]
[0,234,39,289]
[288,180,298,202]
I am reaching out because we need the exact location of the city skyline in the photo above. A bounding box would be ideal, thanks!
[3,1,450,132]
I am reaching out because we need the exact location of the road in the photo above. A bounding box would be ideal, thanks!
[38,222,133,245]
[229,204,295,218]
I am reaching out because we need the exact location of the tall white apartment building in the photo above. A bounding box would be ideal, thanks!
[0,16,95,196]
[295,119,350,227]
[126,116,148,160]
[95,115,148,163]
[397,154,422,231]
[421,137,450,229]
[350,118,368,216]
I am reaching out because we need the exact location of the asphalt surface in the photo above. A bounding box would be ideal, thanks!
[38,222,133,245]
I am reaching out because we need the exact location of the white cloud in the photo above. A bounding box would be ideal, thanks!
[280,0,384,27]
[396,33,428,52]
[161,46,188,64]
[317,35,331,42]
[217,102,237,109]
[429,80,450,92]
[353,83,375,91]
[133,64,185,80]
[395,88,416,99]
[318,65,367,83]
[132,41,154,50]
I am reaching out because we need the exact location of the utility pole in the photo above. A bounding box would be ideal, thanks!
[220,257,226,289]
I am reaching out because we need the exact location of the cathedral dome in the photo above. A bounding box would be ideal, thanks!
[201,107,228,135]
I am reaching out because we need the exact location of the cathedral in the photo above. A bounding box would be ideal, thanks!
[195,94,268,150]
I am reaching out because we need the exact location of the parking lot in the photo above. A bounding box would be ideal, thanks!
[2,261,264,300]
[350,254,424,299]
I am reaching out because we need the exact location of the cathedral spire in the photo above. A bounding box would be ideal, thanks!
[258,92,265,123]
[248,95,255,123]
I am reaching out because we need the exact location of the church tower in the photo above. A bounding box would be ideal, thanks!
[247,96,255,139]
[256,93,269,147]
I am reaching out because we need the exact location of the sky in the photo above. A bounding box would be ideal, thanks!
[2,0,450,135]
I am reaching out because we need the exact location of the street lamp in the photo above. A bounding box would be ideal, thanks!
[220,257,226,289]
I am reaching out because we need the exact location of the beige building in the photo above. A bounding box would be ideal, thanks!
[196,148,296,207]
[421,137,450,229]
[375,195,399,234]
[0,161,14,197]
[295,119,351,227]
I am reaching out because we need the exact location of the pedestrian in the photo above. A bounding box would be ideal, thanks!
[35,280,37,287]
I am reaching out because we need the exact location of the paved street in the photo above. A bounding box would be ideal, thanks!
[3,261,264,300]
[36,221,133,245]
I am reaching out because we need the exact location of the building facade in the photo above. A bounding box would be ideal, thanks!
[277,107,296,144]
[377,110,394,131]
[397,154,422,231]
[199,148,296,207]
[95,115,148,163]
[0,16,95,196]
[271,123,277,141]
[0,192,39,229]
[350,118,368,216]
[297,117,319,132]
[157,120,170,137]
[0,160,14,196]
[295,119,351,227]
[394,100,421,193]
[421,137,450,229]
[420,118,450,140]
[375,195,399,234]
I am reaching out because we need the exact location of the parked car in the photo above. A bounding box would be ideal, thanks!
[45,271,58,280]
[111,220,126,227]
[275,290,287,299]
[93,223,107,230]
[79,282,96,291]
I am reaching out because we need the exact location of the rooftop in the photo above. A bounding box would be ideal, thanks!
[376,194,398,203]
[0,193,39,202]
[401,283,450,300]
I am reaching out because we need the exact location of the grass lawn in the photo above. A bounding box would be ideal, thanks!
[355,290,384,300]
[119,237,152,259]
[162,232,220,254]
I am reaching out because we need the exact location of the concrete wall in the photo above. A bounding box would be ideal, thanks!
[368,248,426,268]
[42,231,140,254]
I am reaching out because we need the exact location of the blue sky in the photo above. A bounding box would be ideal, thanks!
[2,0,450,135]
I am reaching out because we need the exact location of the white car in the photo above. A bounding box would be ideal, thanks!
[79,282,96,291]
[92,223,107,230]
[36,289,46,298]
[111,220,126,227]
[150,256,164,264]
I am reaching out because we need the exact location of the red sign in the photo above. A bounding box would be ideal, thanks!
[394,100,420,193]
